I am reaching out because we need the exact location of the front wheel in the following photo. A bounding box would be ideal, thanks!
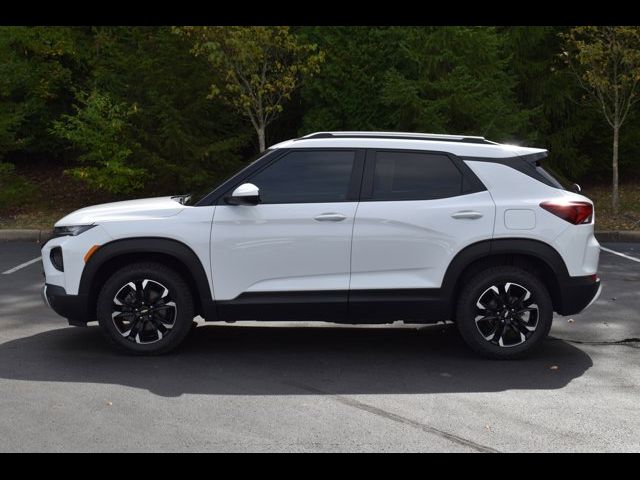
[97,262,194,355]
[455,266,553,359]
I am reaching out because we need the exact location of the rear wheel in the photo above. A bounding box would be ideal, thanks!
[455,266,553,359]
[97,262,194,355]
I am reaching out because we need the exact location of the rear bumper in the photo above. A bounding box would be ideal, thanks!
[42,283,91,326]
[557,275,601,316]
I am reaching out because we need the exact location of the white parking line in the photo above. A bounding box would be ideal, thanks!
[2,256,42,275]
[600,246,640,264]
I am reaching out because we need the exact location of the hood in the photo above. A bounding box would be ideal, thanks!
[55,196,186,226]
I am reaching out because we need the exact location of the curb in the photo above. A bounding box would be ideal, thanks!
[0,229,51,243]
[595,231,640,242]
[1,229,640,243]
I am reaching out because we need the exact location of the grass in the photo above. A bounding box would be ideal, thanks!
[1,162,639,231]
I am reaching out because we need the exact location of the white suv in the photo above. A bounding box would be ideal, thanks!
[41,131,601,358]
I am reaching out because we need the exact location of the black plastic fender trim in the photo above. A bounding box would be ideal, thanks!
[78,237,215,321]
[440,238,572,315]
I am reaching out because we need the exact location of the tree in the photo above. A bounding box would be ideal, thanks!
[175,26,324,152]
[561,27,640,215]
[51,89,145,195]
[297,27,403,133]
[299,27,530,142]
[0,26,90,159]
[85,26,250,194]
[43,27,250,196]
[377,27,530,141]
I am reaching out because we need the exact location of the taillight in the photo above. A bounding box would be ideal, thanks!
[540,201,593,225]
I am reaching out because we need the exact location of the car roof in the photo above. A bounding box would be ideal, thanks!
[269,131,547,159]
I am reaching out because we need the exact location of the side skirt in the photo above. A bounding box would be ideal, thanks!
[349,289,450,323]
[207,289,449,324]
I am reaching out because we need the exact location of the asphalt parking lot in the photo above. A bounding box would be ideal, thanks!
[0,241,638,452]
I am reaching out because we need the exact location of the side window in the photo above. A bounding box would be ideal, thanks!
[372,151,463,201]
[247,150,356,204]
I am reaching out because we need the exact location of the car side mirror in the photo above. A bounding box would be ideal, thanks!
[225,183,260,206]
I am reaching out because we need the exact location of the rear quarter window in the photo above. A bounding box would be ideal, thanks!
[535,162,570,191]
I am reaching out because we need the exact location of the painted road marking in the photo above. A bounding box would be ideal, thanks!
[2,256,42,275]
[600,246,640,264]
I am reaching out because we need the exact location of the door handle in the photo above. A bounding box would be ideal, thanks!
[314,213,347,222]
[451,211,483,220]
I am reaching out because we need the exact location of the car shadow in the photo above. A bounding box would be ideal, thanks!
[0,323,592,397]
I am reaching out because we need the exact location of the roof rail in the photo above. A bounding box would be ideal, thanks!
[299,131,497,145]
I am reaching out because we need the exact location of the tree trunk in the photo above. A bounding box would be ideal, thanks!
[257,125,266,153]
[612,124,620,216]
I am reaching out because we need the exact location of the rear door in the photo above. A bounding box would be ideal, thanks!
[349,149,495,319]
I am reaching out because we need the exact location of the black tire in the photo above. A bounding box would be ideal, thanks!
[97,262,194,355]
[455,266,553,359]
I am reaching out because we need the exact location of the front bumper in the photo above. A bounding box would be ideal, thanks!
[557,275,601,316]
[42,283,91,326]
[41,223,112,296]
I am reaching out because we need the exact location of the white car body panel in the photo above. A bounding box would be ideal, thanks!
[350,191,495,290]
[41,224,113,295]
[98,206,217,297]
[210,202,358,300]
[465,161,599,277]
[44,205,216,296]
[55,196,185,226]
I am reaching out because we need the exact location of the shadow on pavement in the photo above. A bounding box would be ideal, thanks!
[0,323,592,397]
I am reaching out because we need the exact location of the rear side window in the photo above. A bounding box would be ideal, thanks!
[372,151,463,201]
[248,150,356,204]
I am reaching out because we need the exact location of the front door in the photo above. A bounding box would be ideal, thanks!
[211,149,364,321]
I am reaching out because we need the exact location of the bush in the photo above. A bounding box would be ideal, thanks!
[0,162,33,208]
[51,90,146,195]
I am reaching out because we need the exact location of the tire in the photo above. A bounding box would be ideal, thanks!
[455,266,553,359]
[97,262,194,355]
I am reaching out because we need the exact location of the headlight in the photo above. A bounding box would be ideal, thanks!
[52,224,97,238]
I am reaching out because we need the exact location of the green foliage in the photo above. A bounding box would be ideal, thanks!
[503,26,599,178]
[561,27,640,213]
[297,27,401,132]
[51,90,144,194]
[0,161,33,206]
[561,27,640,129]
[0,26,89,157]
[88,27,249,193]
[176,26,324,151]
[1,25,640,214]
[379,27,531,141]
[299,27,530,141]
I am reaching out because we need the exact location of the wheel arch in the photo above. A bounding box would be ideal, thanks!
[79,237,215,322]
[442,238,570,316]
